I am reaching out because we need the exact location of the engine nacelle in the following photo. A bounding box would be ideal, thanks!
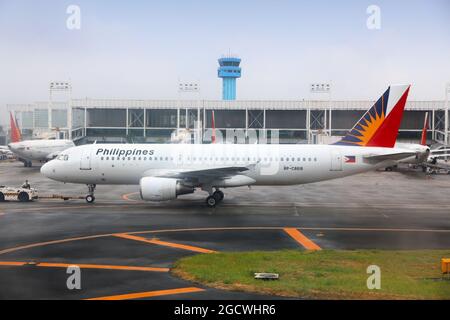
[139,177,194,201]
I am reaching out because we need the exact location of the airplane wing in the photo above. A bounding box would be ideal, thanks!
[143,164,258,186]
[46,151,62,160]
[429,154,450,159]
[363,151,416,163]
[430,149,450,154]
[424,162,450,170]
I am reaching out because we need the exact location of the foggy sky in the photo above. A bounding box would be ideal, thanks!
[0,0,449,126]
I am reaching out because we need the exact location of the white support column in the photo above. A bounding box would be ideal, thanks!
[306,102,311,144]
[432,109,436,141]
[245,107,248,141]
[329,109,332,136]
[67,89,73,139]
[126,107,129,136]
[84,107,87,137]
[48,90,53,131]
[143,108,147,138]
[446,83,450,145]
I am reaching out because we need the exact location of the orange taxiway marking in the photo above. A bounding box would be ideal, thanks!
[0,261,27,266]
[284,228,321,251]
[0,261,169,272]
[2,226,450,257]
[86,287,205,300]
[121,192,141,202]
[114,233,217,254]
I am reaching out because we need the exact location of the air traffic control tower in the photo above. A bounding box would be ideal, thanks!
[218,56,241,100]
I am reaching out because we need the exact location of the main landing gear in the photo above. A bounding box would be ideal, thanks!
[85,184,96,203]
[23,160,32,167]
[206,189,225,208]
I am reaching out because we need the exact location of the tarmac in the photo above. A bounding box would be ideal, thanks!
[0,160,449,300]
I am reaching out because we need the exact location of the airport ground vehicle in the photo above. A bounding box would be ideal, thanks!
[0,186,38,202]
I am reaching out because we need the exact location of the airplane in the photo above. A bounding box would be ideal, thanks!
[382,112,431,171]
[7,112,75,167]
[385,112,450,172]
[41,84,416,207]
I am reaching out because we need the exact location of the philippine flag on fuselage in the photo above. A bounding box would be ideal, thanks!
[344,156,356,163]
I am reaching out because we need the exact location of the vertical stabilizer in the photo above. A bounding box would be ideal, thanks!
[334,85,410,148]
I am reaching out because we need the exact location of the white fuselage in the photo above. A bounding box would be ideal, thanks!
[42,143,405,186]
[8,140,75,162]
[394,142,429,165]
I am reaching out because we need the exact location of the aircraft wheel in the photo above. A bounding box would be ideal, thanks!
[213,190,224,202]
[0,192,4,202]
[206,196,217,208]
[385,167,393,172]
[86,195,95,204]
[18,192,30,202]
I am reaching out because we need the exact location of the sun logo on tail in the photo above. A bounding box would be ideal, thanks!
[335,88,389,146]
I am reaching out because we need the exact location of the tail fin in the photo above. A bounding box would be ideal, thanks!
[334,84,410,148]
[9,112,22,143]
[420,112,429,146]
[211,110,216,144]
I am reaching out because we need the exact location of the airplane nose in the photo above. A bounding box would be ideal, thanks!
[40,162,54,178]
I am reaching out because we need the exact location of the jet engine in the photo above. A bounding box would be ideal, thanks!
[139,177,194,201]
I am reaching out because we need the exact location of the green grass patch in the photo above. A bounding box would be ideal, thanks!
[172,249,450,299]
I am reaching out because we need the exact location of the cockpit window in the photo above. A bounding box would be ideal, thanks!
[57,154,69,161]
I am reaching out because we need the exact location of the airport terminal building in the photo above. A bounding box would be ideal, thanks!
[5,58,450,145]
[7,98,449,145]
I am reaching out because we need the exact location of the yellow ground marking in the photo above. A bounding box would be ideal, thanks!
[114,233,217,254]
[86,287,205,300]
[283,228,322,250]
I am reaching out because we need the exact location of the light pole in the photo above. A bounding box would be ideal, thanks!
[49,81,72,139]
[310,83,332,142]
[178,81,200,143]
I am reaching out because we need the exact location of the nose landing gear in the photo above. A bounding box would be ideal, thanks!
[85,184,96,203]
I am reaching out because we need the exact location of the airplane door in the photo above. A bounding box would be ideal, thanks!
[80,148,92,170]
[330,150,343,171]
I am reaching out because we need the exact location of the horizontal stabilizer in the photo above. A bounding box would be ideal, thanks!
[363,151,416,163]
